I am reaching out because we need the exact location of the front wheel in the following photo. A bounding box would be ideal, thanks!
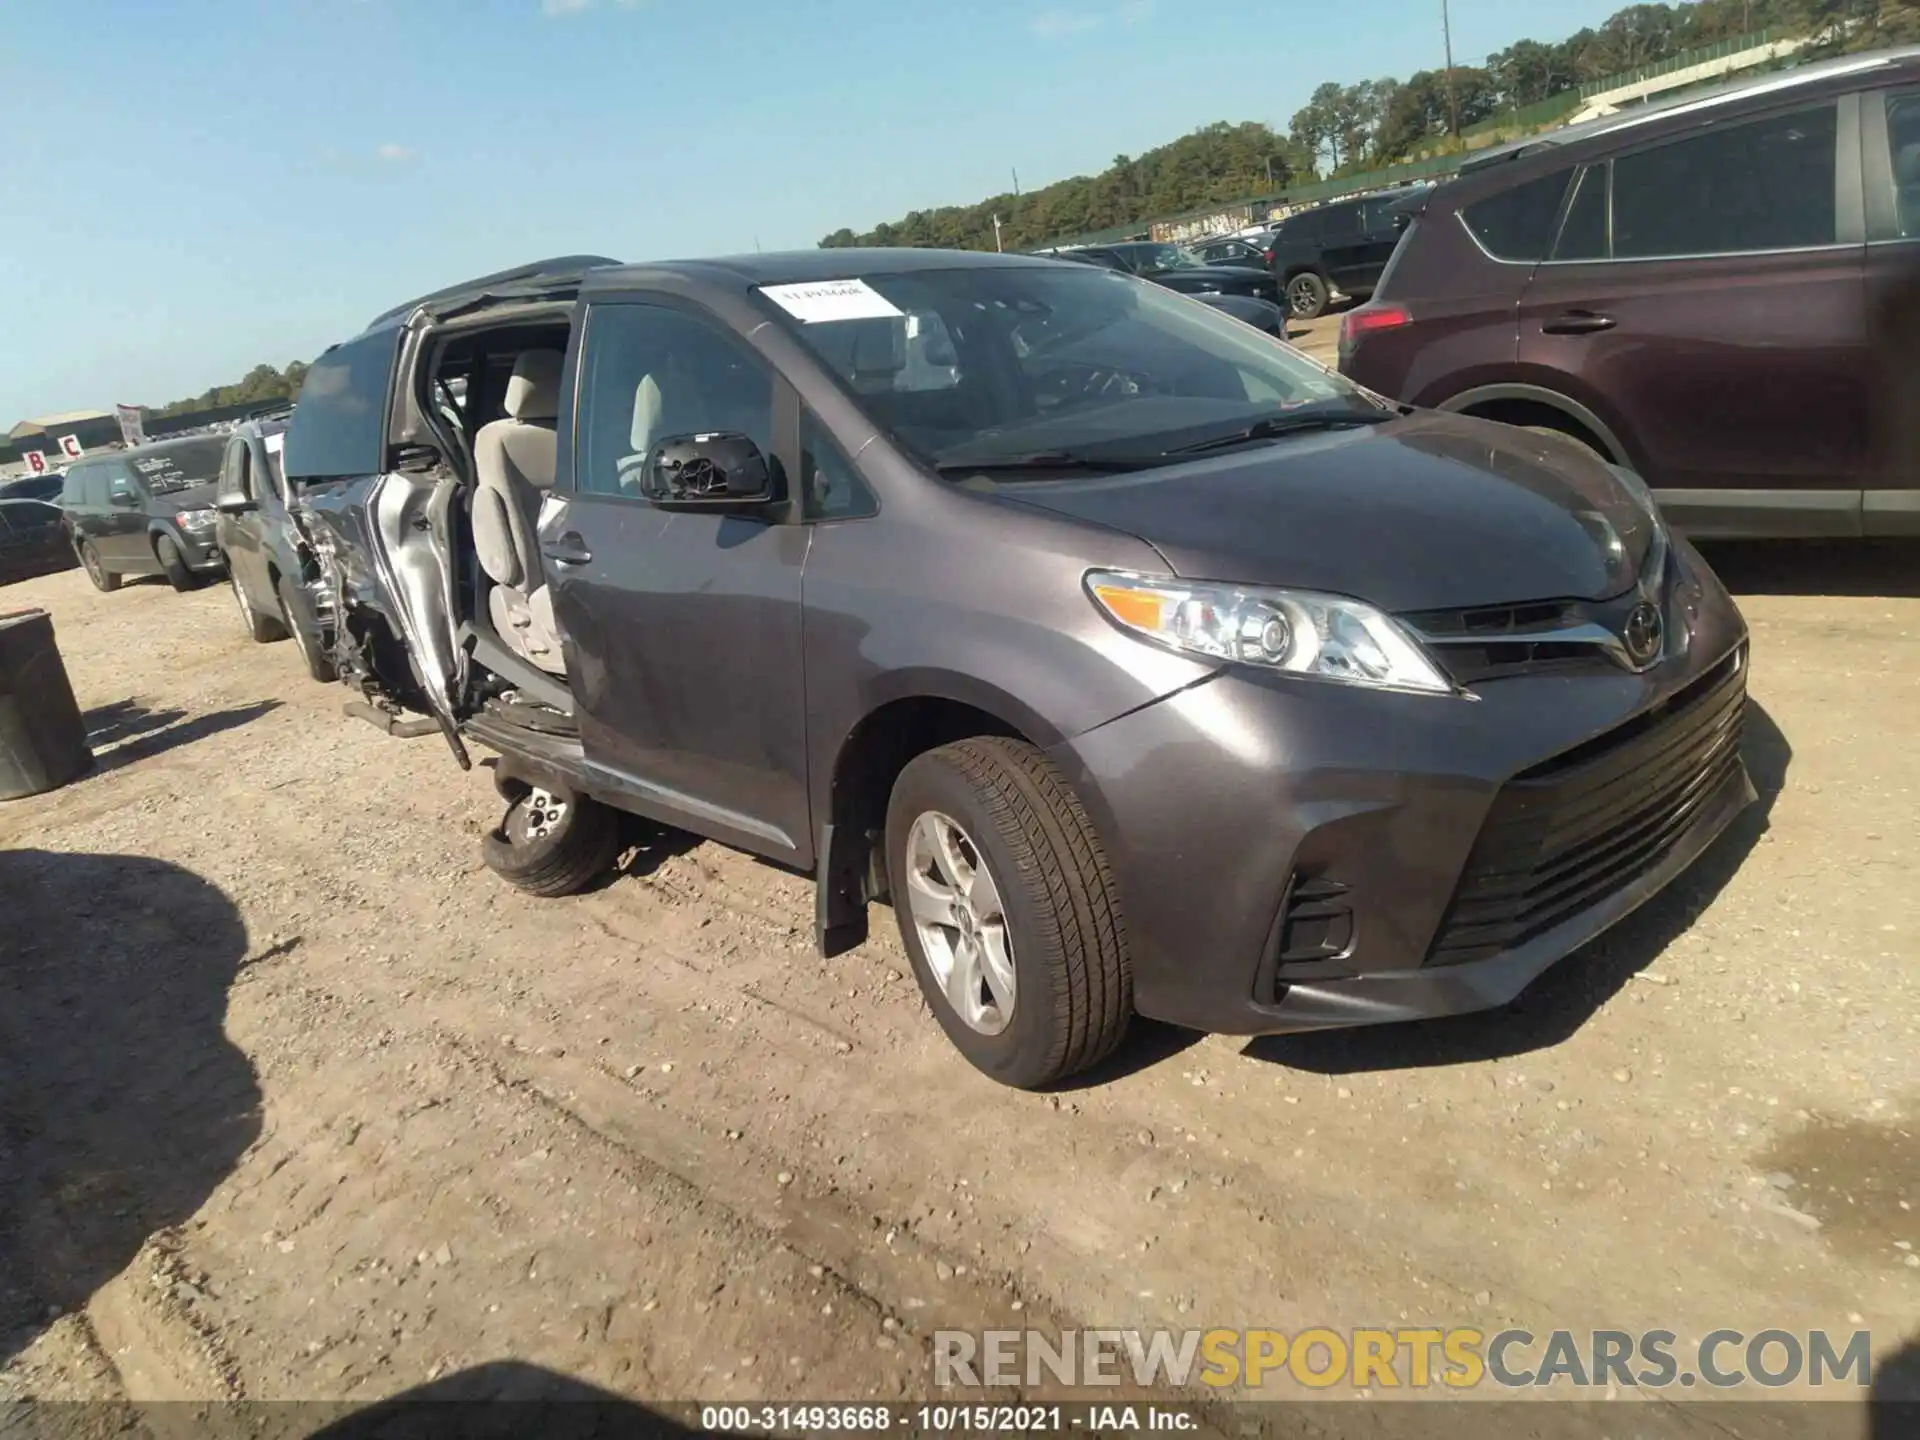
[79,540,121,593]
[1286,270,1330,320]
[277,576,336,682]
[886,736,1132,1089]
[231,569,288,643]
[481,784,624,897]
[154,534,195,592]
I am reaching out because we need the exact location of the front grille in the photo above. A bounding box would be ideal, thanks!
[1425,648,1747,968]
[1404,590,1661,685]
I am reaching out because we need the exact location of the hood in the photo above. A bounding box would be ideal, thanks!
[996,411,1658,614]
[153,482,220,514]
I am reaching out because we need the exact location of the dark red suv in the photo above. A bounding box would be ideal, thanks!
[1338,47,1920,541]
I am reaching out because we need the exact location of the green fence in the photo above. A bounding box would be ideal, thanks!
[1035,25,1802,252]
[1576,26,1789,99]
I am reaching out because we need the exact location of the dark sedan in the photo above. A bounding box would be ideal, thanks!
[1055,241,1282,306]
[0,499,79,585]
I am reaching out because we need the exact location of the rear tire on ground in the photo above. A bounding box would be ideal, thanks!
[154,534,195,592]
[482,784,624,898]
[1286,270,1330,320]
[276,575,337,682]
[231,569,288,643]
[79,541,121,593]
[885,735,1132,1089]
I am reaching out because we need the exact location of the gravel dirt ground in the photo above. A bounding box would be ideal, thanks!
[2,407,1916,1434]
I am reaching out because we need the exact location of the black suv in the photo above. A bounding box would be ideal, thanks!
[60,436,230,592]
[1269,186,1429,319]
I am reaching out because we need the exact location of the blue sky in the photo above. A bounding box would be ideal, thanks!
[0,0,1626,423]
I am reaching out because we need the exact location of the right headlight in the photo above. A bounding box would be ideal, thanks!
[1086,570,1454,695]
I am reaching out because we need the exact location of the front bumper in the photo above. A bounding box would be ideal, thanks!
[175,528,226,571]
[1047,537,1753,1036]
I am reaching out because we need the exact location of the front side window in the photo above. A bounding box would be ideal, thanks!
[1462,168,1576,262]
[221,438,252,501]
[763,264,1367,475]
[1612,104,1838,258]
[801,415,876,521]
[576,303,775,499]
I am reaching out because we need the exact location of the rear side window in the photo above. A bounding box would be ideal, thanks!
[1612,104,1837,258]
[1461,168,1575,262]
[1318,204,1363,239]
[59,464,93,507]
[283,325,401,479]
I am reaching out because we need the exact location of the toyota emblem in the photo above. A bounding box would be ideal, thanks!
[1624,602,1663,665]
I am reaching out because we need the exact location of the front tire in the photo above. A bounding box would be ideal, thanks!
[886,736,1131,1089]
[154,534,194,592]
[1286,270,1330,320]
[277,576,336,682]
[481,784,624,897]
[79,540,121,593]
[231,569,288,643]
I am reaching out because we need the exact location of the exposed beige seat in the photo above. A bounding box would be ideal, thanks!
[472,351,567,675]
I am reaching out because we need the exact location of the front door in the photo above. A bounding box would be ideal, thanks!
[217,437,273,612]
[544,297,814,867]
[102,461,151,569]
[1517,99,1868,535]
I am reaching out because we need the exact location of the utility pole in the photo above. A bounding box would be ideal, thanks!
[1442,0,1461,142]
[992,215,1004,252]
[1011,168,1021,196]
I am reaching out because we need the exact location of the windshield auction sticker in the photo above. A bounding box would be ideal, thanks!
[759,279,904,324]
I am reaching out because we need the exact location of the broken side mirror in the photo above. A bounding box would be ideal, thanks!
[214,489,258,514]
[641,433,780,511]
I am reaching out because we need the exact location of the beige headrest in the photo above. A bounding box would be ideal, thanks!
[504,350,565,422]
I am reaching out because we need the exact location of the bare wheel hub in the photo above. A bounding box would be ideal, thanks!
[521,788,568,842]
[904,811,1016,1036]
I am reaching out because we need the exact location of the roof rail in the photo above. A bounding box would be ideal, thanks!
[365,255,623,328]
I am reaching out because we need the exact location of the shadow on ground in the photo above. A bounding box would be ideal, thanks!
[0,848,260,1368]
[83,697,282,774]
[302,1360,701,1438]
[1699,539,1920,598]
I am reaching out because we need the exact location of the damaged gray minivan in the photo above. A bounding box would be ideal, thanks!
[284,250,1753,1088]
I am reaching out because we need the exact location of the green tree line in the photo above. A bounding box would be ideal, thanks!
[153,360,309,418]
[821,0,1919,252]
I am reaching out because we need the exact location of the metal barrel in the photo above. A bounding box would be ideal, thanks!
[0,608,93,800]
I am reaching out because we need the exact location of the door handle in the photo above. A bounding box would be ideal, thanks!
[541,533,592,566]
[1541,310,1616,336]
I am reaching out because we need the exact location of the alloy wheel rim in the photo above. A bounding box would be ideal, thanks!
[904,811,1015,1036]
[82,546,101,583]
[521,787,568,842]
[1288,277,1318,315]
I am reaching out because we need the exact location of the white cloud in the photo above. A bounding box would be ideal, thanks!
[1029,2,1152,40]
[376,143,417,163]
[542,0,593,14]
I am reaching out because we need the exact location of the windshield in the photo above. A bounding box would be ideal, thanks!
[129,437,226,496]
[764,265,1374,471]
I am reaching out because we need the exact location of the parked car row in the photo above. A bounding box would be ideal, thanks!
[262,239,1754,1090]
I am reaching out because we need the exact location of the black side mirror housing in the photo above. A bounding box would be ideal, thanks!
[642,433,780,511]
[214,491,258,515]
